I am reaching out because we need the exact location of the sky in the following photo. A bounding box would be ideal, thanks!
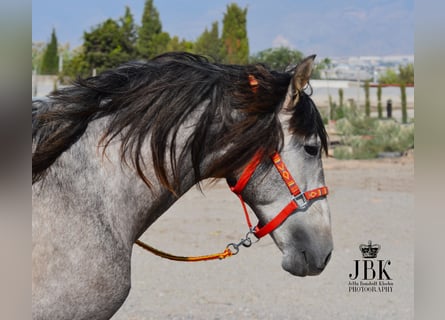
[32,0,414,57]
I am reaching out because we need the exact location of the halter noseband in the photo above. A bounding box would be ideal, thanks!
[229,151,328,239]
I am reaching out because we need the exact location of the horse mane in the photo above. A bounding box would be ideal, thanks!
[32,52,327,192]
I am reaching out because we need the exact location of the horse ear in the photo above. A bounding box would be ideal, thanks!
[292,54,316,93]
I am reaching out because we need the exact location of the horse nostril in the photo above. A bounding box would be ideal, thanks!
[324,251,332,267]
[302,251,308,264]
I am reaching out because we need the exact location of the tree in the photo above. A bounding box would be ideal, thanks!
[250,47,303,71]
[398,63,414,85]
[137,0,169,59]
[32,41,46,73]
[379,63,414,85]
[166,36,194,52]
[83,19,131,73]
[67,6,140,77]
[220,4,249,64]
[40,28,59,74]
[120,6,138,59]
[62,46,90,79]
[152,32,171,57]
[194,21,222,62]
[378,68,399,85]
[313,57,331,79]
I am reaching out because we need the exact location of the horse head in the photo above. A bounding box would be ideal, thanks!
[227,56,333,276]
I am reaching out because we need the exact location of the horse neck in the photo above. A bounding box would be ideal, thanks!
[124,119,213,238]
[39,115,209,247]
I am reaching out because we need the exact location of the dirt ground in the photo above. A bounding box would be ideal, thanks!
[112,152,414,320]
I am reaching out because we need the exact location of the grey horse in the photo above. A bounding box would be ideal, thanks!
[32,53,333,319]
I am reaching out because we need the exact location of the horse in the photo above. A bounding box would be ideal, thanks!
[32,52,333,319]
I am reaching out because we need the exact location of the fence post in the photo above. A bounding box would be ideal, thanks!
[364,80,370,117]
[400,83,407,123]
[386,99,392,118]
[377,85,382,118]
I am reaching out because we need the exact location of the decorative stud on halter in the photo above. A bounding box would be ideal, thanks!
[248,74,259,93]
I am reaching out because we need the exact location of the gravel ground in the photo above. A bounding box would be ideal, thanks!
[112,153,414,320]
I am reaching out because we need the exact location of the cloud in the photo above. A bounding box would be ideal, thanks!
[272,35,293,48]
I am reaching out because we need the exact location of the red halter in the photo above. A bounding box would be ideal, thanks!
[230,151,328,239]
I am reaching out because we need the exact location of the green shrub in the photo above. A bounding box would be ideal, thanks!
[334,105,414,159]
[333,146,353,159]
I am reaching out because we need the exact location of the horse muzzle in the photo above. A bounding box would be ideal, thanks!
[281,246,333,276]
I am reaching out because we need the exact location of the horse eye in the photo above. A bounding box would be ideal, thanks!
[304,145,319,156]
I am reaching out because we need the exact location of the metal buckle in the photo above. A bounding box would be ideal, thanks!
[292,193,308,209]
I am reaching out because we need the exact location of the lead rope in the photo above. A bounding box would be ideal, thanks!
[134,227,258,262]
[134,239,233,262]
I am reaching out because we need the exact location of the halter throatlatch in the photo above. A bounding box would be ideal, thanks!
[230,151,328,239]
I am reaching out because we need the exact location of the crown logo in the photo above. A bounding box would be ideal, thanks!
[359,240,381,259]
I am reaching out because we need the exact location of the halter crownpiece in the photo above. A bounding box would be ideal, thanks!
[230,151,328,239]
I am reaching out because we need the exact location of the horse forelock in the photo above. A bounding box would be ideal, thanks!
[32,52,326,192]
[285,88,328,155]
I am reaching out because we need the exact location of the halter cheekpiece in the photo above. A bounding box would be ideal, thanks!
[229,151,328,239]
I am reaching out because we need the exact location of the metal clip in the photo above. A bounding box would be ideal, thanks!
[293,193,308,209]
[226,229,259,255]
[226,243,240,255]
[246,228,260,243]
